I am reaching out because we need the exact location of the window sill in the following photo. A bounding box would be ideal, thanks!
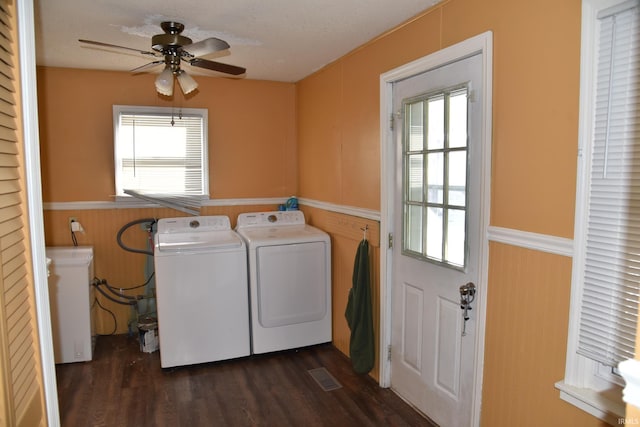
[619,359,640,408]
[555,381,624,426]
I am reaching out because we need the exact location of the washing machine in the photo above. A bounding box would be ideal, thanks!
[153,215,250,368]
[236,211,331,354]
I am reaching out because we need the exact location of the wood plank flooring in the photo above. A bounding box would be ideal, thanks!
[56,334,436,426]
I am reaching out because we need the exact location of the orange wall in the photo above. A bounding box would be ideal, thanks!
[38,0,603,424]
[37,67,298,334]
[298,0,579,237]
[295,0,600,425]
[37,67,297,202]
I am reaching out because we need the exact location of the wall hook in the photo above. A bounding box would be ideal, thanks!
[360,225,369,241]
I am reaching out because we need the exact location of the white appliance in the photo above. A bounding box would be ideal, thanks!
[236,211,331,354]
[46,246,95,364]
[153,215,250,368]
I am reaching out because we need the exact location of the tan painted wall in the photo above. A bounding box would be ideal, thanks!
[295,0,603,425]
[37,67,298,334]
[37,67,297,202]
[37,0,607,425]
[298,0,579,237]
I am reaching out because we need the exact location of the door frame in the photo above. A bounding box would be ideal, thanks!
[378,31,493,426]
[20,0,61,425]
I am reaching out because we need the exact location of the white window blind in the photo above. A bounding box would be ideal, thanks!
[114,106,208,213]
[578,1,640,367]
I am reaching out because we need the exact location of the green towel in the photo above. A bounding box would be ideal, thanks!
[344,239,374,374]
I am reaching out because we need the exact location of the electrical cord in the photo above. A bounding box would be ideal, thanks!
[93,298,118,336]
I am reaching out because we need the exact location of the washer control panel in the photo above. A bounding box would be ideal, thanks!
[157,215,232,234]
[237,211,305,228]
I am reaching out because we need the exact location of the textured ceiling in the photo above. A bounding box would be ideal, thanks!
[34,0,441,82]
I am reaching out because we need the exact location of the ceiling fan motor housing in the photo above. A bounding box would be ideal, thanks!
[151,22,192,53]
[78,20,246,83]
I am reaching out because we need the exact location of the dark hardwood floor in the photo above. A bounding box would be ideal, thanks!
[56,334,436,427]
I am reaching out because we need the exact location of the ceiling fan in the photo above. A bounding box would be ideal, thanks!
[79,21,246,96]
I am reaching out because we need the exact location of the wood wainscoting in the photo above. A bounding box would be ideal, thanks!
[300,206,381,381]
[43,204,280,336]
[44,204,383,382]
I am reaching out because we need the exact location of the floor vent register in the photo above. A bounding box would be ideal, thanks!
[308,367,342,391]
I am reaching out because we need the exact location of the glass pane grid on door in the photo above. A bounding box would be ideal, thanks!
[402,87,469,269]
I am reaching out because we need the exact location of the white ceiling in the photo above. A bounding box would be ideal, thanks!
[34,0,441,83]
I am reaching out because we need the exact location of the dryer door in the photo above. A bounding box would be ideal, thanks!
[256,241,328,328]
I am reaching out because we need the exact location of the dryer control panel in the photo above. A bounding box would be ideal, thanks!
[236,211,305,228]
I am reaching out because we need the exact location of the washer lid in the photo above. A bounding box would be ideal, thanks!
[156,230,243,252]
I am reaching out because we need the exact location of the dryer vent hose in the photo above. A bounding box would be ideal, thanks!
[117,218,157,256]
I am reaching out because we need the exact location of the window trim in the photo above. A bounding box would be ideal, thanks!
[555,0,636,422]
[112,105,209,204]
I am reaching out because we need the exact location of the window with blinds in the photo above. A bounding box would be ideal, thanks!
[577,1,640,367]
[113,105,208,204]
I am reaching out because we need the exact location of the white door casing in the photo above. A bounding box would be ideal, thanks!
[379,32,493,427]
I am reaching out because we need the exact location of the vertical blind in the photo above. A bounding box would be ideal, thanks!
[578,1,640,366]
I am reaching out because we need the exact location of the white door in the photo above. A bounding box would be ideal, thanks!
[390,52,484,427]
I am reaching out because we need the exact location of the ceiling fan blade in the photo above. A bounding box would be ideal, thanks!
[78,39,159,57]
[182,38,230,57]
[130,60,165,73]
[189,58,246,76]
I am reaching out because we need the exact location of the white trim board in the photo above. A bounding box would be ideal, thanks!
[44,199,576,260]
[298,198,381,221]
[20,0,60,424]
[43,197,384,223]
[43,197,289,211]
[487,226,574,257]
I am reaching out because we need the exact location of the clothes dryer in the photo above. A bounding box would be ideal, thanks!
[154,215,250,368]
[236,211,331,354]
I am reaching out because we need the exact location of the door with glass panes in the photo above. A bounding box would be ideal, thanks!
[390,52,483,427]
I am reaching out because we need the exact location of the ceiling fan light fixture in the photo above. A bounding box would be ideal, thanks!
[177,70,198,95]
[155,66,174,96]
[79,22,245,97]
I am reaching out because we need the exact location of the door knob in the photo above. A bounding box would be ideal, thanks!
[459,282,476,336]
